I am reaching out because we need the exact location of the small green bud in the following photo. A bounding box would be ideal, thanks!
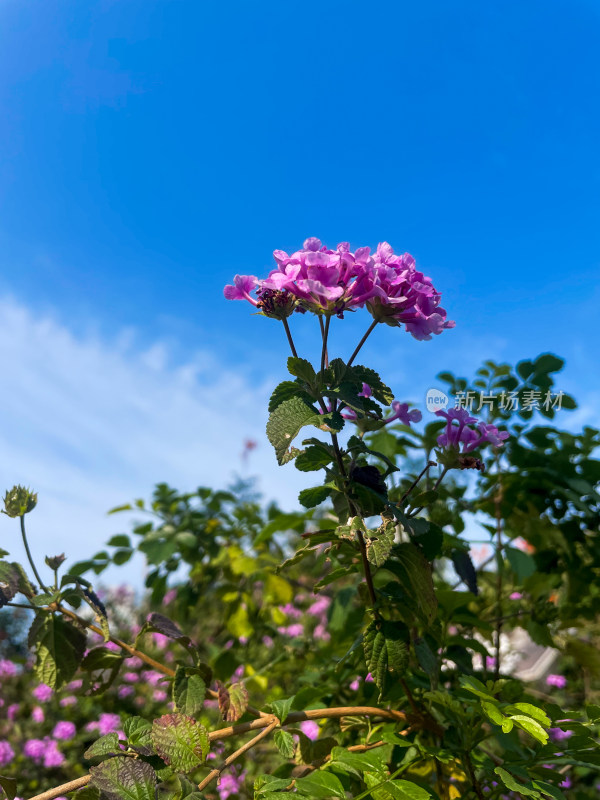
[45,553,66,570]
[3,485,38,518]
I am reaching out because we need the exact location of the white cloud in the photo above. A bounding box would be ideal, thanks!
[0,296,308,586]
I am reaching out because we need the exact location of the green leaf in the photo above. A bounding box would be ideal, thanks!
[28,613,87,689]
[266,397,320,465]
[388,543,437,624]
[506,547,536,580]
[137,612,194,649]
[0,775,17,800]
[151,713,210,772]
[269,380,314,412]
[295,446,334,472]
[287,356,317,385]
[273,729,296,759]
[172,666,206,717]
[413,637,438,677]
[510,714,549,744]
[504,703,550,726]
[122,717,153,756]
[107,504,133,515]
[363,620,409,696]
[458,676,495,701]
[298,485,333,509]
[107,534,131,548]
[269,696,295,724]
[84,733,122,760]
[295,771,346,798]
[218,681,249,722]
[349,365,394,405]
[366,521,395,567]
[533,353,564,375]
[494,767,541,798]
[90,757,157,800]
[481,701,505,725]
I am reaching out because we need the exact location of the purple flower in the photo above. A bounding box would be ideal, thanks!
[223,275,259,304]
[307,596,331,617]
[436,408,508,454]
[43,740,65,768]
[277,623,304,637]
[59,696,77,707]
[509,592,523,600]
[262,635,274,648]
[32,705,45,723]
[0,740,15,767]
[153,690,168,702]
[386,401,422,427]
[123,672,139,683]
[32,683,53,702]
[546,673,567,688]
[164,588,177,605]
[118,686,134,699]
[549,727,573,742]
[559,777,572,789]
[24,739,47,762]
[53,721,76,741]
[365,672,374,683]
[300,720,319,741]
[141,670,163,686]
[0,659,18,678]
[7,703,19,720]
[313,624,330,642]
[217,768,247,800]
[349,678,361,691]
[98,713,121,736]
[105,641,121,653]
[279,603,303,619]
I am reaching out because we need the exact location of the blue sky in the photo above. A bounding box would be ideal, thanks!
[0,0,598,581]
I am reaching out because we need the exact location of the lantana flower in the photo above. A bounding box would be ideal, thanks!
[435,408,508,453]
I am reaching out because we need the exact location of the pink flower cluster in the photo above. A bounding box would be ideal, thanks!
[225,238,454,340]
[23,738,65,768]
[340,383,422,426]
[436,408,509,453]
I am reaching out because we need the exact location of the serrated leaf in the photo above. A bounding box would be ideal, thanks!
[122,717,153,756]
[28,613,87,689]
[269,696,295,724]
[269,380,315,412]
[295,446,334,472]
[366,521,395,567]
[85,733,122,760]
[137,612,194,649]
[173,666,206,717]
[151,713,210,772]
[90,757,157,800]
[299,485,333,509]
[413,637,437,677]
[218,681,249,722]
[266,397,320,465]
[80,646,123,696]
[388,543,437,624]
[0,562,20,607]
[364,620,409,696]
[287,356,317,385]
[349,365,394,405]
[273,729,295,759]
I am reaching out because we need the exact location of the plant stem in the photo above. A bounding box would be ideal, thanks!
[282,317,298,358]
[399,461,437,505]
[347,319,378,367]
[320,314,331,374]
[464,751,486,800]
[197,718,279,792]
[20,516,51,593]
[407,465,450,518]
[493,458,504,681]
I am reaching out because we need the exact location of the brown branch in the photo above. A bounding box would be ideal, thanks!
[26,706,409,800]
[198,717,279,792]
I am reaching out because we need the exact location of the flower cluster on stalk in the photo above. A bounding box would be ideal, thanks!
[224,238,455,341]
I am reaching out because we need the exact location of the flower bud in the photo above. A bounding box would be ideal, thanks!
[3,485,37,517]
[45,553,66,570]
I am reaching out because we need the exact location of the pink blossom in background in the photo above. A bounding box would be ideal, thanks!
[7,704,19,720]
[32,683,53,702]
[217,769,247,799]
[65,679,83,692]
[349,678,361,691]
[0,659,18,678]
[141,670,163,686]
[238,636,248,645]
[550,728,573,742]
[32,706,45,723]
[127,657,143,669]
[105,641,121,652]
[118,686,134,699]
[153,690,168,702]
[279,603,303,619]
[123,672,139,683]
[43,740,65,768]
[99,713,121,735]
[0,740,15,767]
[486,657,496,670]
[299,720,319,741]
[262,635,274,648]
[232,665,245,681]
[23,739,46,763]
[509,592,523,600]
[307,596,331,617]
[52,721,76,741]
[277,623,304,637]
[163,588,177,605]
[152,632,169,649]
[365,673,374,683]
[59,696,77,708]
[546,674,567,688]
[313,624,330,642]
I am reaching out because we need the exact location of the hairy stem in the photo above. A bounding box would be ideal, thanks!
[320,314,331,374]
[20,516,51,593]
[347,319,378,367]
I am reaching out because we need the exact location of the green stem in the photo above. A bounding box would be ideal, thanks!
[408,465,450,517]
[399,460,437,505]
[20,516,51,593]
[347,319,378,367]
[320,315,331,374]
[282,317,298,358]
[493,460,504,681]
